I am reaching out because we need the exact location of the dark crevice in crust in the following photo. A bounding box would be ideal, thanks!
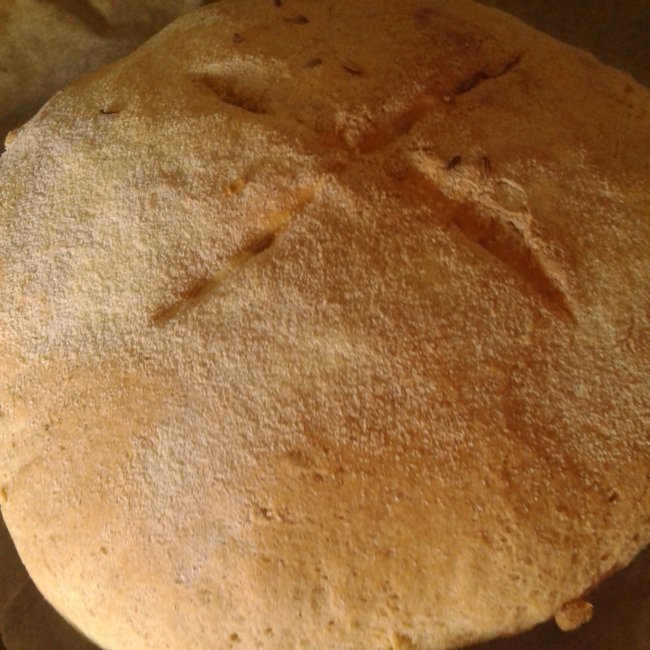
[450,202,576,322]
[453,52,524,96]
[189,73,270,115]
[150,236,275,326]
[357,95,435,154]
[151,186,318,326]
[325,52,524,156]
[401,170,576,323]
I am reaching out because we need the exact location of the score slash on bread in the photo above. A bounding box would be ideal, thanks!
[0,0,648,648]
[0,0,214,149]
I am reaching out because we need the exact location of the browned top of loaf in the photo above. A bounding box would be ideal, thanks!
[0,1,649,649]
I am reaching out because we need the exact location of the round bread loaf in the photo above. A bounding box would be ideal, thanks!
[0,0,213,148]
[0,1,649,648]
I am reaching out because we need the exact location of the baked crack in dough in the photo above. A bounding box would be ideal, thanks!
[0,1,648,648]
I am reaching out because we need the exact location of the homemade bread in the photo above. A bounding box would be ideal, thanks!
[0,1,648,648]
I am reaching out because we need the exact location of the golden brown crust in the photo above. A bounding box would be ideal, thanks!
[0,1,649,648]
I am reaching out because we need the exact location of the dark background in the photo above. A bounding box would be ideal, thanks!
[479,0,649,86]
